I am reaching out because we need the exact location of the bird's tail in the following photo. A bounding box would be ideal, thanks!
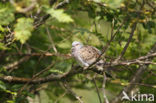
[96,60,113,78]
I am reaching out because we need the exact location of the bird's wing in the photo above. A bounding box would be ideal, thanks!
[71,47,75,57]
[78,46,100,64]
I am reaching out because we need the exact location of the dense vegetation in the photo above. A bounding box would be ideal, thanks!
[0,0,155,103]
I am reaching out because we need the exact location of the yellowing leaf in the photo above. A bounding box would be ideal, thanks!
[121,82,129,86]
[14,18,34,44]
[102,0,124,9]
[47,8,74,23]
[153,85,156,88]
[57,41,71,49]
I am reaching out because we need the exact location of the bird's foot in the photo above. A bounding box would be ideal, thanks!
[83,66,88,70]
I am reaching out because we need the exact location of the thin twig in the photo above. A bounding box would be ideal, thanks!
[17,62,54,96]
[10,0,37,13]
[110,42,156,103]
[102,73,109,103]
[4,52,71,59]
[54,92,67,103]
[86,17,127,70]
[92,75,102,103]
[115,22,137,62]
[46,27,58,53]
[34,0,70,28]
[4,56,30,70]
[63,81,84,103]
[1,49,156,84]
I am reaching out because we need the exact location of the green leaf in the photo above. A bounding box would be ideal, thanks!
[49,69,63,74]
[0,3,15,25]
[0,25,5,32]
[47,8,74,23]
[14,18,34,44]
[102,0,124,9]
[0,43,9,50]
[0,81,6,90]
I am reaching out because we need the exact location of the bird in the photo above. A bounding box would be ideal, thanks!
[71,41,104,69]
[71,41,112,78]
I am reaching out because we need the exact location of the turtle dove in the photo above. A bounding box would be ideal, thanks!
[71,41,104,69]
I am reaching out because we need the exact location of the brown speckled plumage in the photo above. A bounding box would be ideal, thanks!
[71,41,102,67]
[78,46,101,64]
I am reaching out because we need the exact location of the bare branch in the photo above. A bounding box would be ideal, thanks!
[92,75,102,103]
[4,56,30,70]
[17,62,55,95]
[116,22,137,61]
[0,49,155,84]
[4,52,71,59]
[85,17,127,70]
[46,27,58,53]
[0,66,83,84]
[54,92,67,103]
[63,81,84,103]
[110,43,156,103]
[102,73,109,103]
[118,60,156,65]
[10,0,37,13]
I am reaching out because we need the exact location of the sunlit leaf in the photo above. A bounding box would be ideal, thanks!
[0,81,6,90]
[14,18,34,44]
[0,25,5,32]
[102,0,124,9]
[47,8,74,23]
[49,69,63,74]
[0,43,8,50]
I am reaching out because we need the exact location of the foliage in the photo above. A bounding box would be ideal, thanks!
[46,8,74,23]
[0,3,15,25]
[14,18,34,44]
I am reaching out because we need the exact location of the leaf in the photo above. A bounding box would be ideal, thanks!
[0,25,5,32]
[102,0,124,9]
[14,18,34,44]
[57,41,71,49]
[153,85,156,88]
[0,81,6,90]
[0,43,8,50]
[47,8,74,23]
[49,69,63,74]
[0,3,15,25]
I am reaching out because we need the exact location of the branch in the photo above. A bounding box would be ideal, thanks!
[110,43,156,103]
[111,52,156,66]
[118,60,156,65]
[17,62,55,95]
[86,16,127,69]
[0,66,83,84]
[92,76,102,103]
[46,27,58,53]
[63,81,84,103]
[116,22,137,61]
[102,73,109,103]
[10,0,37,13]
[3,56,30,70]
[34,0,70,28]
[54,92,67,103]
[114,0,146,62]
[4,52,71,59]
[0,50,155,84]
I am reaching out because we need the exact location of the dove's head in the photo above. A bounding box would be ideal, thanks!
[72,41,83,49]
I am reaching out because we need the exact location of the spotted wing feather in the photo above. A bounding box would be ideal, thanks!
[78,46,101,65]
